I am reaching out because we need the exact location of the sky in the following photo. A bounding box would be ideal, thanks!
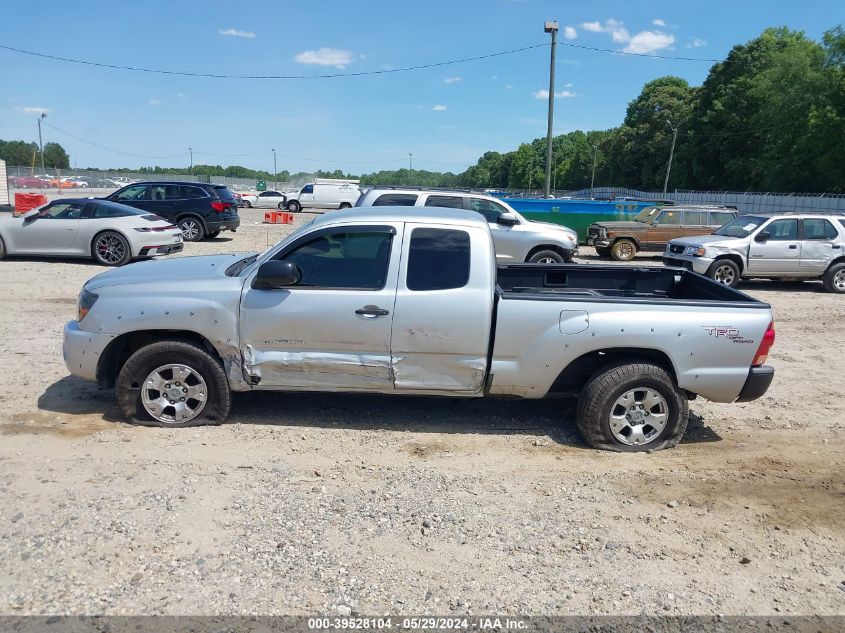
[1,0,841,174]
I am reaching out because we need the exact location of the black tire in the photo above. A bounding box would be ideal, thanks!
[0,235,5,259]
[244,200,252,208]
[207,230,221,239]
[178,216,205,242]
[576,362,689,452]
[610,238,637,261]
[91,231,132,266]
[277,202,287,210]
[822,262,845,293]
[339,202,352,209]
[707,259,740,287]
[527,249,565,264]
[595,246,611,258]
[116,340,231,428]
[287,200,301,213]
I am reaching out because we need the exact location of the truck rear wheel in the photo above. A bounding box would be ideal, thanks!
[610,239,636,261]
[576,362,689,452]
[115,341,231,428]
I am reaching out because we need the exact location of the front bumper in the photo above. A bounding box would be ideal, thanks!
[63,320,115,382]
[735,366,775,403]
[138,242,184,257]
[207,217,241,232]
[586,236,610,248]
[661,254,713,275]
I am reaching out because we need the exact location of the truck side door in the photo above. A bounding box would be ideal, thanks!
[798,218,840,274]
[391,223,494,392]
[747,218,800,273]
[239,224,401,389]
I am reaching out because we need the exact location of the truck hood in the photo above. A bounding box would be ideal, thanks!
[85,253,256,291]
[669,235,739,249]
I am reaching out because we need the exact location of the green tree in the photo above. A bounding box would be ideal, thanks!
[42,142,70,169]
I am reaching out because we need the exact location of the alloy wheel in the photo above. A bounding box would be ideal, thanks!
[140,364,208,424]
[608,388,668,446]
[95,234,127,265]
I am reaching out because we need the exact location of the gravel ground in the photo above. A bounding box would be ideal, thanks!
[0,207,843,616]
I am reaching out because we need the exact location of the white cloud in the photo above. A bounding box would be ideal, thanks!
[580,18,630,43]
[15,106,50,114]
[444,76,461,84]
[431,104,447,111]
[687,38,707,48]
[622,31,675,54]
[218,28,256,39]
[564,82,573,88]
[652,18,666,27]
[294,48,354,68]
[532,89,576,99]
[177,92,187,98]
[491,75,499,80]
[505,84,513,90]
[148,99,162,106]
[563,26,577,39]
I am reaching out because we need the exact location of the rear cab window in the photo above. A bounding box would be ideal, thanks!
[406,228,470,291]
[802,218,838,240]
[373,193,418,206]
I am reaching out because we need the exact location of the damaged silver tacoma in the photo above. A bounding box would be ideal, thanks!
[64,207,776,451]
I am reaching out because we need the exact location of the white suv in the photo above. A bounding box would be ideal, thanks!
[356,188,578,263]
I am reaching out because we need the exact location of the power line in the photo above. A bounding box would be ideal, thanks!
[0,43,548,79]
[43,122,185,159]
[556,41,733,63]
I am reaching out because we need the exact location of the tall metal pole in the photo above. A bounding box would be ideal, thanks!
[272,149,277,189]
[663,121,678,195]
[543,21,558,198]
[37,113,47,174]
[188,147,193,178]
[408,152,412,185]
[590,143,598,194]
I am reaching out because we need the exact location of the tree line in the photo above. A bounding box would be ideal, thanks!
[3,26,842,193]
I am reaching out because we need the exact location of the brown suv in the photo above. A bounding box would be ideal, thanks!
[587,205,739,261]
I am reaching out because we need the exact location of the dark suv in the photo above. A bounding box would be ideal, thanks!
[105,182,240,241]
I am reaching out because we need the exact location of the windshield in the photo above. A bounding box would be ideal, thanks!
[633,207,662,223]
[713,216,766,238]
[225,219,317,276]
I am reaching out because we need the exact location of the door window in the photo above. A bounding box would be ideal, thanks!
[655,210,682,225]
[466,197,509,222]
[301,185,314,194]
[113,185,149,201]
[709,211,736,226]
[424,195,464,209]
[765,219,798,240]
[684,210,705,225]
[150,184,181,201]
[407,228,470,291]
[91,203,134,218]
[373,193,417,206]
[802,218,838,240]
[280,230,393,290]
[180,186,208,199]
[38,203,84,219]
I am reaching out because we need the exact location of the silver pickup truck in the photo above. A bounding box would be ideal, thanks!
[63,207,776,452]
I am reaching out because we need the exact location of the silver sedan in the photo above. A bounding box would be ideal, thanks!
[0,199,183,266]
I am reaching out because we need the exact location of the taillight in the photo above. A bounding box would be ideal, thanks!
[211,201,227,213]
[752,321,775,365]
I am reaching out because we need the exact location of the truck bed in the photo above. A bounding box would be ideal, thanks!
[496,263,768,307]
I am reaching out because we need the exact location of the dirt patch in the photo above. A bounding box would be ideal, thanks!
[404,440,451,458]
[1,411,115,438]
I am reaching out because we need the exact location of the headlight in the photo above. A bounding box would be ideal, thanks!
[683,246,707,256]
[77,288,99,322]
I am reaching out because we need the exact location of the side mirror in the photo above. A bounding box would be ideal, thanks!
[251,260,301,289]
[755,231,771,242]
[497,212,519,227]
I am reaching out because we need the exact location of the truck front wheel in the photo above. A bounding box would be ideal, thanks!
[287,200,301,213]
[115,341,231,428]
[576,362,689,452]
[610,239,637,261]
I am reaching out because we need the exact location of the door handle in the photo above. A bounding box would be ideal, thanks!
[355,305,389,317]
[788,244,797,249]
[832,245,841,249]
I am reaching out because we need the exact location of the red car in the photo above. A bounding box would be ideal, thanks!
[11,175,49,189]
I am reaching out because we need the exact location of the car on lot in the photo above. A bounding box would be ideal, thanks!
[240,190,287,209]
[0,198,183,266]
[663,212,845,293]
[63,206,775,452]
[105,181,240,242]
[10,175,49,189]
[357,187,579,263]
[286,178,361,213]
[587,205,740,261]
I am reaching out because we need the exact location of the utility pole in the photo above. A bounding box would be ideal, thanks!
[408,152,413,186]
[188,147,193,177]
[272,148,277,189]
[37,113,47,174]
[590,142,598,195]
[543,20,558,198]
[663,120,679,195]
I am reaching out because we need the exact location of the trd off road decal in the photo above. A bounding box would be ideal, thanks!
[702,326,753,344]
